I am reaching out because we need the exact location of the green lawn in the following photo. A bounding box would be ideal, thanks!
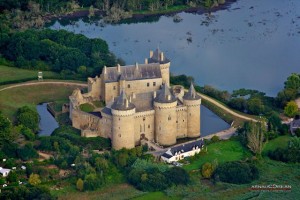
[132,191,181,200]
[184,139,251,171]
[0,84,85,120]
[0,65,60,84]
[262,135,291,155]
[79,103,95,112]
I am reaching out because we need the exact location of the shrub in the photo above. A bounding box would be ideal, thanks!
[211,135,220,143]
[201,162,214,179]
[214,161,259,184]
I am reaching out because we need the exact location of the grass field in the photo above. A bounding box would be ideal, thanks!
[0,65,60,84]
[184,139,251,171]
[262,135,291,155]
[0,84,85,120]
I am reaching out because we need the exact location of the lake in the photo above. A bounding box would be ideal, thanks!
[50,0,300,97]
[36,103,59,136]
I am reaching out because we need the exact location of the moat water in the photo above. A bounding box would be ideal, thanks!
[37,103,59,136]
[50,0,300,97]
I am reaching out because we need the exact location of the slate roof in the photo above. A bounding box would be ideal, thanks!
[103,63,162,83]
[111,90,135,111]
[148,48,170,64]
[154,84,177,103]
[161,140,204,159]
[183,83,201,100]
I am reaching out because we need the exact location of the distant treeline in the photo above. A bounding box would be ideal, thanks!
[171,73,300,115]
[0,29,117,77]
[0,0,218,13]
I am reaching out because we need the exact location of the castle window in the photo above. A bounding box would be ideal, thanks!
[168,115,171,121]
[119,118,120,121]
[128,84,130,88]
[153,82,156,86]
[143,117,146,121]
[148,125,150,128]
[113,86,116,90]
[190,113,191,116]
[147,83,150,87]
[118,134,121,137]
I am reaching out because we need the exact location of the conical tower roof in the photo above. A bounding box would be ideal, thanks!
[183,83,201,100]
[111,90,135,110]
[155,83,177,103]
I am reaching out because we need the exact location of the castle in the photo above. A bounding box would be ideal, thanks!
[69,49,201,150]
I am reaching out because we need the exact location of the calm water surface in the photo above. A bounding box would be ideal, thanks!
[51,0,300,97]
[37,103,59,136]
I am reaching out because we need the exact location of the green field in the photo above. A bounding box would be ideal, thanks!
[184,139,251,171]
[0,65,60,84]
[262,135,291,155]
[0,84,85,120]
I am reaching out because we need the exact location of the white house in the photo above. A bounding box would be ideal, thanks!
[0,167,11,177]
[161,139,205,163]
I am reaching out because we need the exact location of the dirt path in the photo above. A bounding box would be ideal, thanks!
[0,80,87,92]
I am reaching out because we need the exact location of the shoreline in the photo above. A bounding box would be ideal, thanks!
[46,0,237,22]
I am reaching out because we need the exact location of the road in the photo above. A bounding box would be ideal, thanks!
[0,80,87,92]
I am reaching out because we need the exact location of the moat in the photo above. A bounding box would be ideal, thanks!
[50,0,300,97]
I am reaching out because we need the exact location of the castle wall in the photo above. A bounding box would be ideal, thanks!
[104,82,119,102]
[71,110,99,132]
[98,112,112,138]
[134,110,155,145]
[154,101,177,146]
[176,107,188,138]
[104,78,163,103]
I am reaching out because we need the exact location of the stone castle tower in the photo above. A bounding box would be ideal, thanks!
[69,49,201,150]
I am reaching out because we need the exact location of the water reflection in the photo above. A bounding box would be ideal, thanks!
[201,105,230,136]
[51,0,300,96]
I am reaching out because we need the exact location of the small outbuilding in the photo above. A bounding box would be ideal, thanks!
[161,139,205,163]
[0,167,11,177]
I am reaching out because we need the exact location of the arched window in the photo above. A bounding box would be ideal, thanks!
[168,115,171,121]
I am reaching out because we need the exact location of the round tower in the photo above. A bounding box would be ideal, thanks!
[111,90,136,150]
[183,83,201,138]
[154,84,177,146]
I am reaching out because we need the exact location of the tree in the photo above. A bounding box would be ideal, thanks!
[88,5,95,18]
[247,97,264,115]
[214,161,259,184]
[284,73,300,90]
[284,101,299,118]
[165,167,189,185]
[95,157,109,172]
[76,178,84,191]
[246,122,265,155]
[17,106,39,132]
[29,173,41,186]
[0,112,15,145]
[7,171,18,183]
[201,162,214,179]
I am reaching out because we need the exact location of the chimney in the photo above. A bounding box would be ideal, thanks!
[153,91,156,98]
[129,95,132,103]
[117,64,121,73]
[150,50,153,58]
[160,52,164,61]
[135,62,139,70]
[125,99,128,108]
[132,92,136,99]
[167,94,171,100]
[145,58,148,64]
[103,66,107,74]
